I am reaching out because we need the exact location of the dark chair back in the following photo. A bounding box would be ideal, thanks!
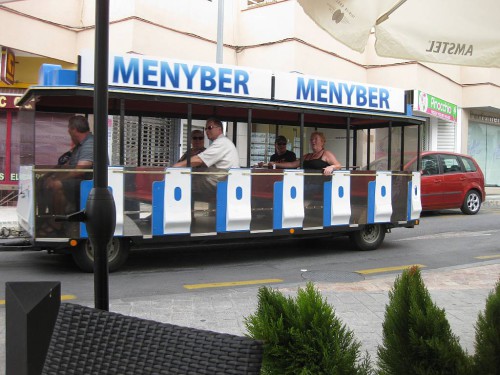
[42,303,263,375]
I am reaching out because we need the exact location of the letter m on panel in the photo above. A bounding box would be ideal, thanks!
[113,56,139,85]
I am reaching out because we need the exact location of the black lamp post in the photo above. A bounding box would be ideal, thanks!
[85,0,116,311]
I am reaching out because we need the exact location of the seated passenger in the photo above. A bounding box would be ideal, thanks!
[259,135,296,168]
[269,131,341,175]
[39,115,94,236]
[173,118,239,199]
[37,141,75,215]
[177,129,206,163]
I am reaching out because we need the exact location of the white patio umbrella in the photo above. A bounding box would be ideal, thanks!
[297,0,500,67]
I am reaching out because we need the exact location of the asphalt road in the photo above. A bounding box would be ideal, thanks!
[0,205,499,303]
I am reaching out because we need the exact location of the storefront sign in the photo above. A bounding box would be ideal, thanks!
[0,94,21,109]
[470,112,500,125]
[0,172,19,181]
[274,72,405,114]
[1,47,16,85]
[413,90,458,123]
[78,52,405,114]
[80,52,273,100]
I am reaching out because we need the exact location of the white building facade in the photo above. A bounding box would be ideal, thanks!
[1,0,499,186]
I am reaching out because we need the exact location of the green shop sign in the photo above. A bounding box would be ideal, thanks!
[413,90,458,123]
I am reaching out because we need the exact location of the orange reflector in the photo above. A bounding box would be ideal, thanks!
[289,228,295,234]
[415,219,420,225]
[69,239,78,247]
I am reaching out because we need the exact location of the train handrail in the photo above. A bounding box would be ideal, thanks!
[32,167,415,178]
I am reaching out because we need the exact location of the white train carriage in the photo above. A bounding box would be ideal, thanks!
[15,53,423,272]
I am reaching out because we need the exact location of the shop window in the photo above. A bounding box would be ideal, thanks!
[10,112,20,182]
[34,113,74,165]
[0,113,5,177]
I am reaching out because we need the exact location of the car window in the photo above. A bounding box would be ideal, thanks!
[440,154,462,173]
[421,154,439,175]
[460,156,477,172]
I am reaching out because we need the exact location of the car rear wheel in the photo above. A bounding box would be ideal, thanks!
[461,190,481,215]
[72,238,130,273]
[349,224,385,251]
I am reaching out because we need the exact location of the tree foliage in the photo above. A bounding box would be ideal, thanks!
[473,278,500,374]
[377,266,471,375]
[245,282,373,375]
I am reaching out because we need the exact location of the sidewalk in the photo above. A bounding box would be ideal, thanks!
[0,261,499,369]
[486,185,500,199]
[0,206,17,229]
[103,261,499,359]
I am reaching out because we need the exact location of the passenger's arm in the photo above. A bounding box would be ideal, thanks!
[173,155,206,168]
[270,159,300,169]
[74,160,93,171]
[57,160,93,180]
[322,151,342,175]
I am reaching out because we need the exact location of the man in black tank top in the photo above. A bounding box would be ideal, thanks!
[270,135,296,163]
[260,135,297,168]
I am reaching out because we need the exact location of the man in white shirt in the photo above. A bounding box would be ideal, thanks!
[174,118,239,199]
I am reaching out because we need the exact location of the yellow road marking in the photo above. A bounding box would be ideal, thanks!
[476,255,500,259]
[61,294,77,301]
[184,278,283,290]
[356,264,426,275]
[0,294,77,305]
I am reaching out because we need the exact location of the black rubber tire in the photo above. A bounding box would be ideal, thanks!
[72,238,130,273]
[460,190,481,215]
[349,224,385,251]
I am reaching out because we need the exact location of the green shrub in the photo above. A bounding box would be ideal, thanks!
[376,266,471,375]
[244,282,373,375]
[473,278,500,374]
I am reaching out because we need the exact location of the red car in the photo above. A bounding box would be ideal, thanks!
[406,151,485,214]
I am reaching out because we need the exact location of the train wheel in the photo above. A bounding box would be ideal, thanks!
[72,238,130,273]
[349,224,385,251]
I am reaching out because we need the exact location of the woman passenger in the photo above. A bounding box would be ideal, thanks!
[269,131,341,175]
